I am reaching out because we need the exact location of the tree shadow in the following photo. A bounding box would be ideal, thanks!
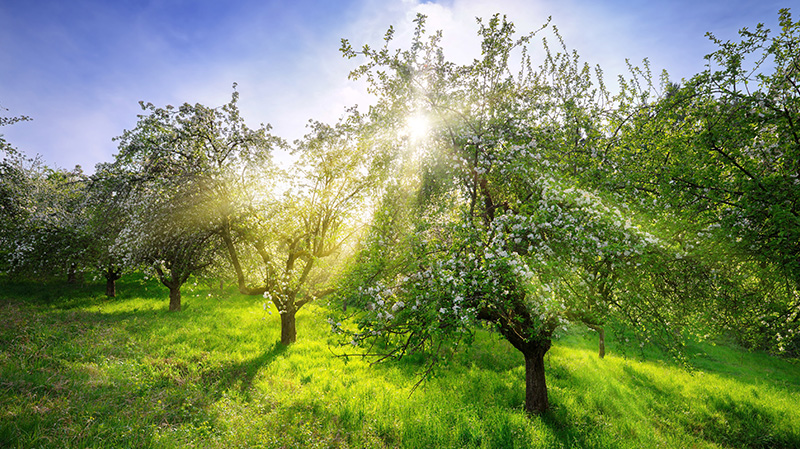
[0,288,294,446]
[533,354,664,448]
[201,342,289,399]
[618,363,799,449]
[0,278,105,307]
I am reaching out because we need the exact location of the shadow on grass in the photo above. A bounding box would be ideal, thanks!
[619,363,800,449]
[0,291,293,447]
[699,395,798,449]
[0,278,105,308]
[202,342,289,398]
[0,275,169,310]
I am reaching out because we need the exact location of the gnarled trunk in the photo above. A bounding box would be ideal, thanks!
[154,265,183,312]
[479,298,553,415]
[522,340,551,415]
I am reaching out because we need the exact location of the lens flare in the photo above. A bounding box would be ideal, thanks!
[405,114,430,142]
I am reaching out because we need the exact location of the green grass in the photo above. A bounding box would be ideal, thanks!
[1,276,798,448]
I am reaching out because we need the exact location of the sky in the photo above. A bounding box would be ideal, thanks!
[0,0,791,172]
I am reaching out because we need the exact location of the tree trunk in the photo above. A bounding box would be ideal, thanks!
[104,267,122,297]
[280,309,297,345]
[220,224,266,295]
[221,227,248,293]
[523,341,551,415]
[67,263,77,284]
[106,277,116,297]
[598,326,606,359]
[168,286,181,311]
[478,300,553,415]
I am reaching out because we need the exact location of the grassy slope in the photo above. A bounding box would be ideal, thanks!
[1,276,798,448]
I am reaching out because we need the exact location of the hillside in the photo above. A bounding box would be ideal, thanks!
[1,277,799,448]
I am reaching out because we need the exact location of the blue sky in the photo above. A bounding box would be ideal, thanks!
[0,0,791,172]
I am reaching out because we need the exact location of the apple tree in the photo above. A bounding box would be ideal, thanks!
[110,88,278,310]
[223,112,385,344]
[332,15,703,414]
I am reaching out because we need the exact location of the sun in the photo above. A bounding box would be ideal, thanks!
[405,113,431,142]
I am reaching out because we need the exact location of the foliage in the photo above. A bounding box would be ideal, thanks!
[334,14,708,414]
[590,9,800,355]
[108,86,279,310]
[3,6,799,434]
[2,106,92,281]
[0,153,91,281]
[0,148,31,272]
[0,107,32,255]
[223,110,385,344]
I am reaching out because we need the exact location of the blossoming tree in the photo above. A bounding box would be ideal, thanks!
[109,88,277,310]
[223,112,385,344]
[334,15,701,414]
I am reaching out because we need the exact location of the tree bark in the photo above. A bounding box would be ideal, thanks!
[168,286,181,312]
[585,323,606,359]
[106,277,116,297]
[598,326,606,359]
[104,266,122,297]
[478,298,553,415]
[220,225,248,293]
[154,265,183,311]
[280,308,297,345]
[219,223,266,296]
[522,341,551,415]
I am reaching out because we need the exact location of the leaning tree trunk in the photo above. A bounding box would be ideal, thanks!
[220,223,266,296]
[522,340,552,415]
[480,301,553,415]
[280,308,297,345]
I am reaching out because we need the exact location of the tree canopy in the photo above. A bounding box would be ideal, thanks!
[330,14,718,414]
